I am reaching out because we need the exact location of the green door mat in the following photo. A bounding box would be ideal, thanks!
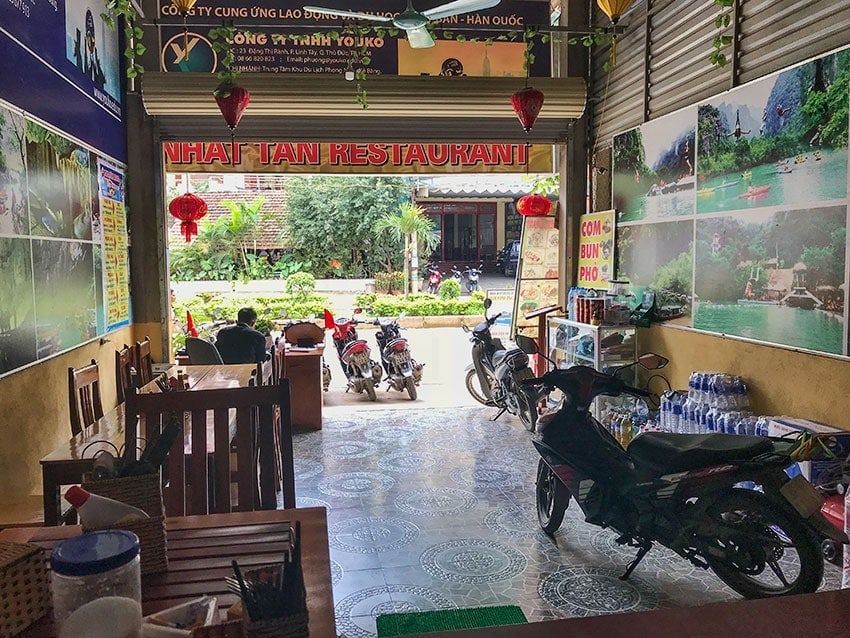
[376,605,528,636]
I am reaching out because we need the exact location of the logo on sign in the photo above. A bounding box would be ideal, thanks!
[161,32,217,73]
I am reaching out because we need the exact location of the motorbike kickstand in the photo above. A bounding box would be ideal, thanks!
[490,407,507,421]
[620,542,651,580]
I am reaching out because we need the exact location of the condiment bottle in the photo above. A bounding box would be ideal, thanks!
[50,530,142,629]
[64,486,149,529]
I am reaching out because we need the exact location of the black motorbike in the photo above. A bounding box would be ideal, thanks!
[517,337,846,599]
[462,298,539,431]
[373,314,423,400]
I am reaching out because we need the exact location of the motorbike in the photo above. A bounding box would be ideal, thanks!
[516,336,847,599]
[373,314,423,400]
[323,308,382,401]
[425,264,443,295]
[450,266,463,286]
[463,264,483,293]
[462,298,540,431]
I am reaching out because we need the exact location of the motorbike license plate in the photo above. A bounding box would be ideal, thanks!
[780,474,824,518]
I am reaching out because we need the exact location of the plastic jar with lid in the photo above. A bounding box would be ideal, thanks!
[50,529,141,628]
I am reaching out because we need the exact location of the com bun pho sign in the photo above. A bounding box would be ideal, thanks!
[577,210,615,290]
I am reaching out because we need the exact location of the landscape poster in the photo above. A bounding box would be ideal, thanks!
[0,104,27,237]
[696,50,849,214]
[613,107,697,223]
[0,238,37,374]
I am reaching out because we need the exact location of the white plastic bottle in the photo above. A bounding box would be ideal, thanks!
[64,486,149,529]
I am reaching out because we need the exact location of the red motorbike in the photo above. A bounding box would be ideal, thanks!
[425,264,443,294]
[323,308,382,401]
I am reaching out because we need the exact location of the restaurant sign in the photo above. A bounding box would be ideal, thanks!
[577,209,615,290]
[163,142,553,173]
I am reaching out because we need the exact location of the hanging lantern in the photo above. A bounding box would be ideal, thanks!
[511,86,545,133]
[170,0,199,56]
[214,82,251,164]
[169,192,208,242]
[516,194,552,217]
[596,0,634,66]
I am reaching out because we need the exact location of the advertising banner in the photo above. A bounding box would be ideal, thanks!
[156,0,550,78]
[511,215,560,340]
[577,210,615,290]
[1,0,125,161]
[163,141,553,173]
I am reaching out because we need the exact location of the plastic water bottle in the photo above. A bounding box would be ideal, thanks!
[687,373,699,402]
[671,398,683,434]
[755,415,769,437]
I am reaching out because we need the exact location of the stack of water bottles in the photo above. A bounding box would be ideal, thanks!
[659,371,770,436]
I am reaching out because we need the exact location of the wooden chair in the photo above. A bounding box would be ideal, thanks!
[125,380,295,516]
[68,359,104,437]
[135,336,153,386]
[115,344,135,404]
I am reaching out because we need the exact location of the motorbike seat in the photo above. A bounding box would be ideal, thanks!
[628,432,774,477]
[491,349,508,368]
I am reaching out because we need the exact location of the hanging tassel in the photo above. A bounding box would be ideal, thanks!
[610,34,617,67]
[230,130,236,166]
[183,17,190,60]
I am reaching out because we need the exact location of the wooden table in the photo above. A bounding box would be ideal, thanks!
[284,346,325,431]
[41,364,256,526]
[0,508,337,638]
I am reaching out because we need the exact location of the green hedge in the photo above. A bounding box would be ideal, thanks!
[354,292,485,317]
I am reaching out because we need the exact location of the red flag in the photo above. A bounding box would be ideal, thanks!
[323,309,335,330]
[186,310,199,338]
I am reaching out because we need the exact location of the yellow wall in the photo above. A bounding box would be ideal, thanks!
[639,324,850,429]
[0,324,164,505]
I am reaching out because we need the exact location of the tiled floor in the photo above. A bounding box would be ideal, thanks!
[292,406,842,637]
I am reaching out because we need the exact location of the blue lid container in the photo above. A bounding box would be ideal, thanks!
[51,530,140,577]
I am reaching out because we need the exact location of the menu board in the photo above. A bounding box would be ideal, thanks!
[98,160,130,330]
[577,210,615,290]
[511,215,560,340]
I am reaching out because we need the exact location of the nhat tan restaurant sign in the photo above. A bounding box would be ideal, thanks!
[577,210,615,289]
[163,142,553,174]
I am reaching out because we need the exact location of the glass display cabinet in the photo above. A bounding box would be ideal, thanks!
[547,318,636,374]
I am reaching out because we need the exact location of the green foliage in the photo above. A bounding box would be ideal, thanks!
[438,278,461,300]
[373,202,440,295]
[283,176,411,277]
[374,271,404,294]
[285,272,316,298]
[101,0,145,78]
[354,293,485,317]
[654,252,693,297]
[709,0,734,67]
[253,317,274,334]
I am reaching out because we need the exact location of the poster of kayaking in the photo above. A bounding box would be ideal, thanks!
[613,107,697,222]
[696,50,849,214]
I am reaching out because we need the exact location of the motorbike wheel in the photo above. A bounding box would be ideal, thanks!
[364,379,377,402]
[465,369,494,406]
[536,459,568,535]
[704,490,823,599]
[404,376,417,400]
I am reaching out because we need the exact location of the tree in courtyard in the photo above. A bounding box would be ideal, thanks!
[373,201,440,295]
[283,176,410,277]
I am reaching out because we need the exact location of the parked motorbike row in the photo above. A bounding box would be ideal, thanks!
[424,263,483,294]
[463,297,847,599]
[323,308,423,401]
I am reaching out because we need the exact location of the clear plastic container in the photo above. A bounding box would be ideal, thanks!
[50,530,141,629]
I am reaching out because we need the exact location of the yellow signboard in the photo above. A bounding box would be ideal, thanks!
[577,210,615,290]
[163,142,553,174]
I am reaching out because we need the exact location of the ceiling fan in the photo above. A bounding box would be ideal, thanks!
[303,0,502,49]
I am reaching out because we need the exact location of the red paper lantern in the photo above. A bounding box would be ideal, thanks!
[214,83,251,131]
[511,86,545,133]
[169,192,208,242]
[516,194,552,217]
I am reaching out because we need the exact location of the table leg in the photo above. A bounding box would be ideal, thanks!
[42,465,61,527]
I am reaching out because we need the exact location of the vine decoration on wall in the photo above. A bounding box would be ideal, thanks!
[101,0,145,78]
[710,0,734,67]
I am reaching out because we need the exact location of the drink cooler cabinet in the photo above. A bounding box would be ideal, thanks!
[546,318,637,421]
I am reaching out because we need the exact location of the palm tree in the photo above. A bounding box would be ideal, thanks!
[373,202,440,295]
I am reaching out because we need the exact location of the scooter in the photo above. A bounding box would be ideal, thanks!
[373,314,423,400]
[323,308,382,401]
[516,336,846,599]
[464,264,483,293]
[462,298,539,431]
[425,265,443,295]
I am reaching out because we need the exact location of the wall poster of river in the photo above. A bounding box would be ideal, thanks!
[693,207,847,355]
[611,46,850,357]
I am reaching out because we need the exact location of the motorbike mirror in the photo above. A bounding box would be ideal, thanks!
[515,334,538,355]
[461,324,470,333]
[638,352,669,370]
[353,307,363,315]
[483,298,493,310]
